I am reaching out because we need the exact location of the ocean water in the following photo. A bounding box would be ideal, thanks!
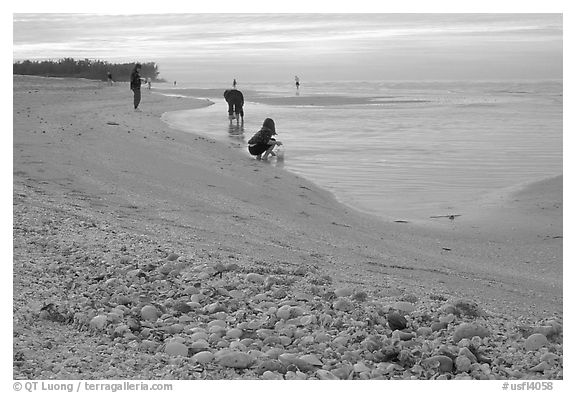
[161,80,562,221]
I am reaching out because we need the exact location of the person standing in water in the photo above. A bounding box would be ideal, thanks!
[223,88,244,123]
[247,118,283,160]
[130,63,144,111]
[233,78,237,88]
[295,75,300,90]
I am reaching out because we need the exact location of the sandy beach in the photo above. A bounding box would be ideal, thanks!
[12,76,563,380]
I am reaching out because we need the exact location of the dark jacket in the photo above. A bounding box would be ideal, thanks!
[248,118,276,145]
[130,69,142,90]
[224,89,244,104]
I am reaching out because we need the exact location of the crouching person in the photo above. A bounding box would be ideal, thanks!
[247,118,282,160]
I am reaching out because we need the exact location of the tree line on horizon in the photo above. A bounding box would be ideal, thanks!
[13,58,164,82]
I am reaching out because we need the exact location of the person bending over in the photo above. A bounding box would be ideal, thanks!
[223,88,245,122]
[248,118,283,160]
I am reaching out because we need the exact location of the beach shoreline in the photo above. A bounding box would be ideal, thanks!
[12,76,563,380]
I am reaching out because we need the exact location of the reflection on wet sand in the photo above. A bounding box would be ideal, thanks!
[228,122,244,141]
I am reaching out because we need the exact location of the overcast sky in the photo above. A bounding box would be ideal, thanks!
[12,13,562,83]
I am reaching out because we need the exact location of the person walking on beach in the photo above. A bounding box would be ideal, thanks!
[247,118,283,160]
[130,64,144,111]
[223,88,244,123]
[295,75,300,90]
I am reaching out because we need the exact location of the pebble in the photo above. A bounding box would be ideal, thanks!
[316,370,339,380]
[439,314,456,324]
[422,355,453,373]
[533,326,557,337]
[208,320,227,329]
[524,333,549,351]
[226,328,243,339]
[299,354,323,367]
[192,351,215,364]
[431,321,448,332]
[455,355,472,372]
[354,362,370,373]
[190,332,209,341]
[257,360,286,375]
[190,339,210,353]
[352,291,368,302]
[112,324,129,337]
[276,305,292,320]
[216,350,255,369]
[166,253,179,261]
[529,361,551,372]
[332,335,349,346]
[458,347,478,363]
[417,327,432,337]
[451,299,485,317]
[140,340,158,352]
[387,312,407,330]
[315,332,331,343]
[393,330,415,341]
[334,288,353,297]
[89,315,107,330]
[262,371,284,380]
[285,370,308,380]
[278,353,317,372]
[540,352,559,363]
[246,273,265,284]
[164,342,188,357]
[140,305,160,321]
[272,289,288,299]
[452,323,491,342]
[332,364,354,379]
[333,298,354,312]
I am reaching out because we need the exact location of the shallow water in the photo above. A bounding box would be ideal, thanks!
[161,80,562,221]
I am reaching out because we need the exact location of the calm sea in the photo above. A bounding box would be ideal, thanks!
[161,80,562,221]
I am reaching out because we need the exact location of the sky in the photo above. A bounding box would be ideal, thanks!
[12,12,563,83]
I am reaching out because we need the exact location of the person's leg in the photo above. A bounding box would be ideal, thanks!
[261,145,276,160]
[227,101,234,117]
[133,89,141,109]
[249,144,267,160]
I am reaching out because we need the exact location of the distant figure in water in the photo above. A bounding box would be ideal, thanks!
[174,81,177,86]
[107,71,113,86]
[247,118,283,160]
[223,88,244,123]
[295,75,300,90]
[233,78,237,88]
[130,63,144,111]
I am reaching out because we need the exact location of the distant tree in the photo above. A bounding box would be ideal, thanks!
[13,58,163,82]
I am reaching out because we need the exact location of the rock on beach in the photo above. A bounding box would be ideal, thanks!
[524,333,549,351]
[164,341,189,357]
[140,305,160,321]
[452,322,491,342]
[216,350,255,369]
[89,315,107,330]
